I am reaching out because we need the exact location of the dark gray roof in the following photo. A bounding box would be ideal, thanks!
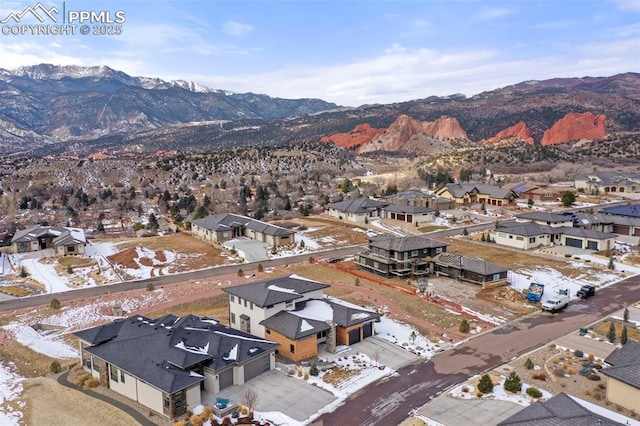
[382,204,434,214]
[74,314,278,394]
[192,213,294,237]
[602,341,640,389]
[432,252,508,275]
[561,227,617,240]
[368,235,448,252]
[516,212,573,223]
[223,275,330,308]
[498,392,624,425]
[497,222,559,237]
[259,297,381,339]
[439,183,517,199]
[327,197,387,214]
[577,171,640,186]
[601,204,640,219]
[11,225,86,245]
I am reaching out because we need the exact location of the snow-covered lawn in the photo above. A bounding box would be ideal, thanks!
[2,323,78,359]
[449,375,552,406]
[375,315,448,357]
[0,362,25,426]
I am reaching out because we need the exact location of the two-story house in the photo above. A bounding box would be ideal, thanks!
[435,183,519,207]
[358,235,448,278]
[223,275,381,362]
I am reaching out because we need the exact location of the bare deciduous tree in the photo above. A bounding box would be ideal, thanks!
[241,387,259,419]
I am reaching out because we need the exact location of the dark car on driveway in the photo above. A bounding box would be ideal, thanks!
[576,285,596,299]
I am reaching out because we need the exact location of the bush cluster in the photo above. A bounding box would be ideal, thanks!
[526,387,542,398]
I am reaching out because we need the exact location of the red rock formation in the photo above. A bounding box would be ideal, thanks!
[422,116,468,139]
[541,112,606,146]
[482,121,534,145]
[357,114,468,154]
[320,123,383,148]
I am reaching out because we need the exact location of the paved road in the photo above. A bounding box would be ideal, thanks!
[315,273,640,426]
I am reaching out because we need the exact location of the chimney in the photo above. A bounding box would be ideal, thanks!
[325,321,336,354]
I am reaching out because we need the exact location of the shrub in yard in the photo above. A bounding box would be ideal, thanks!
[146,282,155,291]
[597,383,606,390]
[304,372,309,380]
[574,349,584,358]
[50,298,61,309]
[621,325,628,345]
[83,377,100,389]
[588,353,595,361]
[532,373,548,381]
[309,360,319,376]
[478,374,493,393]
[309,256,315,264]
[461,386,469,393]
[190,414,204,426]
[237,269,244,277]
[297,367,303,377]
[19,266,28,278]
[584,389,592,396]
[593,392,603,401]
[67,265,73,274]
[257,263,264,272]
[504,371,522,393]
[526,387,542,398]
[587,374,601,381]
[49,361,61,374]
[459,319,470,333]
[607,322,617,343]
[286,367,296,376]
[567,367,577,375]
[173,421,185,426]
[524,358,534,370]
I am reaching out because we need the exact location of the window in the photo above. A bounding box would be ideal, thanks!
[120,370,125,383]
[92,356,100,372]
[68,246,75,252]
[231,313,236,324]
[222,231,229,238]
[529,237,536,243]
[373,261,379,269]
[516,236,524,241]
[290,344,295,354]
[230,295,235,303]
[498,233,506,238]
[250,302,253,310]
[285,301,293,308]
[411,250,418,257]
[244,299,247,307]
[436,247,443,254]
[110,366,118,382]
[492,273,501,281]
[265,329,271,334]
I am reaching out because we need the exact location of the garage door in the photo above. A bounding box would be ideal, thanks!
[244,355,270,383]
[348,328,361,345]
[586,240,599,250]
[565,238,583,248]
[363,322,373,339]
[219,369,233,390]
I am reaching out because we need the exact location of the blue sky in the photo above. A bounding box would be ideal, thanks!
[0,0,638,106]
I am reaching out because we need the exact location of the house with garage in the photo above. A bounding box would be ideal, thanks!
[434,183,519,207]
[74,314,278,419]
[326,197,388,223]
[380,204,435,226]
[381,190,456,211]
[11,225,86,255]
[494,221,562,250]
[515,212,575,227]
[432,252,508,286]
[575,171,640,194]
[358,235,448,278]
[498,392,625,425]
[191,213,294,247]
[601,340,640,412]
[223,275,381,362]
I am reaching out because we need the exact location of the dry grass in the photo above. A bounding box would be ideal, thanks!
[0,285,34,297]
[322,367,360,386]
[0,338,65,378]
[595,320,640,342]
[57,257,94,267]
[417,225,449,233]
[145,293,229,322]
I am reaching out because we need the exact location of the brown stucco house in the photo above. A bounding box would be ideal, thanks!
[223,275,381,362]
[74,314,278,419]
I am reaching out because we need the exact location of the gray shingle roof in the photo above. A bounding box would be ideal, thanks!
[498,392,624,425]
[192,213,294,237]
[327,197,387,214]
[497,222,558,237]
[223,275,330,308]
[11,225,86,245]
[260,312,330,340]
[601,204,640,219]
[368,235,448,252]
[432,252,508,275]
[561,227,617,240]
[516,212,573,223]
[602,341,640,389]
[382,204,434,214]
[74,314,278,394]
[440,183,517,199]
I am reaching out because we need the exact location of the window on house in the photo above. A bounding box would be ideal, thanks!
[498,233,506,238]
[373,261,379,269]
[492,273,501,281]
[68,246,75,252]
[436,247,443,254]
[250,302,253,310]
[285,301,293,308]
[231,313,236,324]
[516,236,524,241]
[411,250,418,257]
[529,237,536,243]
[110,366,118,382]
[244,299,247,307]
[230,295,235,303]
[290,344,295,354]
[120,370,125,383]
[266,329,271,334]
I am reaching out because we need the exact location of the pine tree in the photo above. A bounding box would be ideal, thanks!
[623,306,629,322]
[459,319,470,333]
[607,321,617,343]
[621,325,628,345]
[504,371,522,393]
[478,374,493,393]
[608,255,615,270]
[524,358,534,370]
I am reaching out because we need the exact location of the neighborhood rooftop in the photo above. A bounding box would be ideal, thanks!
[368,234,448,251]
[601,341,640,390]
[432,252,508,276]
[223,274,330,308]
[191,213,294,236]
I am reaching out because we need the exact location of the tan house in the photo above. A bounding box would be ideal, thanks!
[601,341,640,412]
[434,183,518,207]
[494,221,616,251]
[223,275,381,362]
[74,314,278,419]
[11,226,86,255]
[326,197,387,223]
[191,213,294,247]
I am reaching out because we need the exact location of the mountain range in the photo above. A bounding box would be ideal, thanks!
[0,64,638,156]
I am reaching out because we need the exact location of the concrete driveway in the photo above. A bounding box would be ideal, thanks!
[318,336,422,370]
[415,394,523,426]
[222,237,270,262]
[205,369,336,422]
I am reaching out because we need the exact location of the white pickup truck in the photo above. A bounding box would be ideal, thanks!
[541,294,570,312]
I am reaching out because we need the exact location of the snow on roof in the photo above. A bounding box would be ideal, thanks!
[67,227,86,243]
[223,344,238,361]
[288,273,321,283]
[325,295,372,311]
[290,300,333,322]
[175,341,210,355]
[300,319,314,332]
[213,330,271,343]
[267,284,298,294]
[200,319,218,325]
[351,312,372,321]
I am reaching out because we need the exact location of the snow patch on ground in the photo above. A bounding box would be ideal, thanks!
[3,323,78,359]
[449,375,553,406]
[375,316,447,358]
[0,362,25,426]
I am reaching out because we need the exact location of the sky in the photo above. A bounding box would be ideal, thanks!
[0,0,638,106]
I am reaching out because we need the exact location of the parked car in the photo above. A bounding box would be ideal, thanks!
[541,294,570,312]
[576,285,595,299]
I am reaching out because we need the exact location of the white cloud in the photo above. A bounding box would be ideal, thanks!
[475,7,515,20]
[612,0,640,11]
[222,21,254,37]
[530,20,575,30]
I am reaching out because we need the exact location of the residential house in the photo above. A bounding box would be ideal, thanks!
[223,275,381,362]
[74,314,278,419]
[381,204,435,226]
[515,212,575,227]
[359,235,448,278]
[326,197,387,223]
[432,252,508,286]
[601,341,640,411]
[508,182,576,202]
[191,213,294,247]
[596,204,640,237]
[11,225,86,255]
[494,221,616,251]
[434,183,519,207]
[381,190,456,211]
[575,171,640,194]
[498,392,625,425]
